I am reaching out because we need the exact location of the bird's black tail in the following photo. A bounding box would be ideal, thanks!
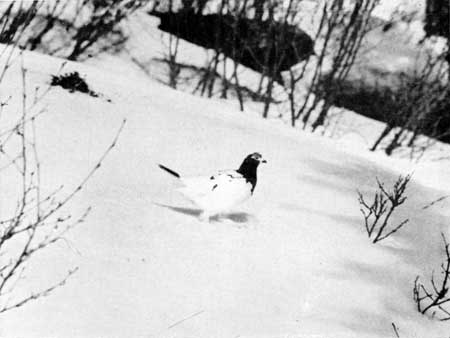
[158,164,180,178]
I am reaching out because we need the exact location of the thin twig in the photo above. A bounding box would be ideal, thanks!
[167,310,205,329]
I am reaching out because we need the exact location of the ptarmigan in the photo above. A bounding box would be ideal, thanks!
[158,152,266,221]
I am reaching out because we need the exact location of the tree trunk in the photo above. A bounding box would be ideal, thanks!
[370,124,393,151]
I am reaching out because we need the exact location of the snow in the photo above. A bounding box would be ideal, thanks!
[0,0,449,336]
[0,44,449,338]
[373,0,426,21]
[111,7,449,158]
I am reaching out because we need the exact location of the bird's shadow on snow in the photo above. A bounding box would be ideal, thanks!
[154,203,252,223]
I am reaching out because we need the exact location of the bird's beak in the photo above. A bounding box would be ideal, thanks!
[261,159,267,163]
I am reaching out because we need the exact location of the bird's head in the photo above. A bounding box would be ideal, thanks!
[247,152,267,164]
[238,152,267,173]
[237,153,266,191]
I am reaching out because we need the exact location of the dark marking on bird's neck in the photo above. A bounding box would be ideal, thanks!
[237,160,259,193]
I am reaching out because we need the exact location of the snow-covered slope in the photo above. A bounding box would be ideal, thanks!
[0,48,449,338]
[86,7,449,166]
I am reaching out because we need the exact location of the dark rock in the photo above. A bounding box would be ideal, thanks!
[149,10,315,83]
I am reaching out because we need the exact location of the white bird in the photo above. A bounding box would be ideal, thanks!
[158,152,266,221]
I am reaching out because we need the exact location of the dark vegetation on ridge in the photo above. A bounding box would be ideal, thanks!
[149,9,315,84]
[319,79,450,144]
[51,71,98,97]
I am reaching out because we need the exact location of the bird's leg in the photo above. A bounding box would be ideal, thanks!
[199,211,212,222]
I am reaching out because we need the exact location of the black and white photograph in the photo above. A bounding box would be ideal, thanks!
[0,0,449,337]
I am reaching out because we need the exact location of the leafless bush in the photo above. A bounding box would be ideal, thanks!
[166,29,180,88]
[0,0,146,60]
[413,233,450,321]
[229,0,313,116]
[255,0,279,118]
[285,0,378,130]
[26,1,71,51]
[154,0,377,124]
[357,174,410,243]
[155,0,314,114]
[370,49,449,158]
[67,0,144,60]
[0,56,126,313]
[192,0,244,104]
[161,0,181,89]
[0,1,40,45]
[0,1,77,55]
[0,1,42,83]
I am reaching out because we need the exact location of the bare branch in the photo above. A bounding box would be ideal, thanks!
[357,175,411,243]
[414,233,450,320]
[0,268,78,314]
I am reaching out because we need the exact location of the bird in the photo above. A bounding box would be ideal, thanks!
[158,152,266,221]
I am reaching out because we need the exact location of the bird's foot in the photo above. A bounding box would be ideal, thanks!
[198,212,212,222]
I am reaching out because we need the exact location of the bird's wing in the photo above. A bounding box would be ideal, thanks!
[179,170,252,212]
[179,170,245,199]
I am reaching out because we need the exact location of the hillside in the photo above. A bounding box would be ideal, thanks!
[0,46,449,338]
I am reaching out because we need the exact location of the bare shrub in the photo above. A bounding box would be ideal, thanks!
[0,0,145,60]
[413,233,450,321]
[162,0,181,89]
[0,56,126,313]
[67,0,144,61]
[0,1,40,45]
[154,0,315,114]
[357,174,410,243]
[26,1,71,51]
[370,49,449,158]
[0,1,42,83]
[166,29,180,88]
[292,0,379,130]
